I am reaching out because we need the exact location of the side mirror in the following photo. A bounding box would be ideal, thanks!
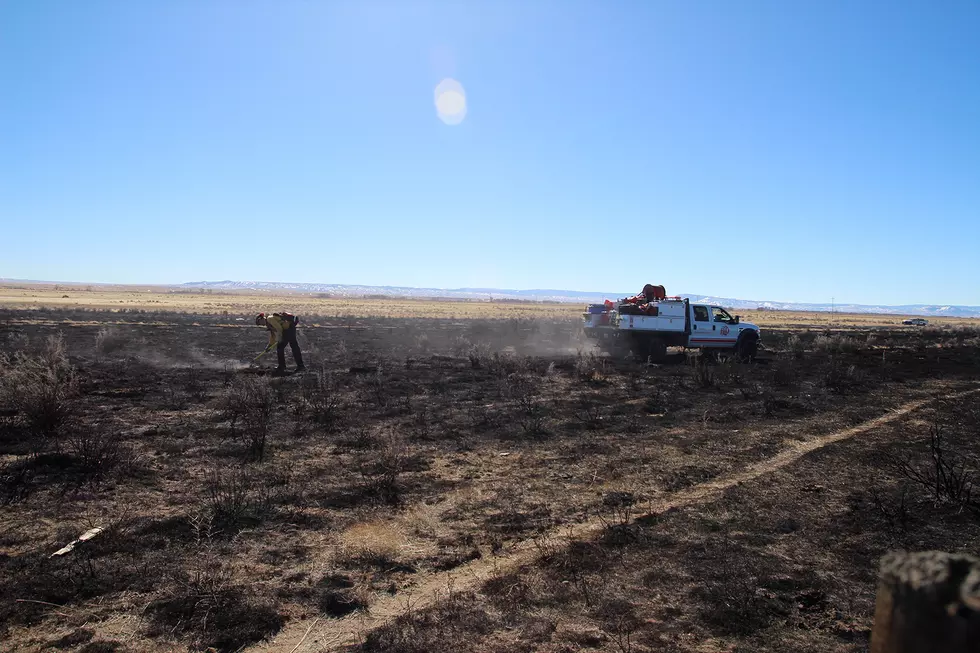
[735,315,740,324]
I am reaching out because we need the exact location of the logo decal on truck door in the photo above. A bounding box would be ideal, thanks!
[720,326,730,336]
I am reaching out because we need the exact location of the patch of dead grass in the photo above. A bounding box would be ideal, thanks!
[337,521,408,567]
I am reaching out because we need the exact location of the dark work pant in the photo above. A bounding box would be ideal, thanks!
[277,326,304,369]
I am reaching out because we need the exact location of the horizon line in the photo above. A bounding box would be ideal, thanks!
[2,278,979,311]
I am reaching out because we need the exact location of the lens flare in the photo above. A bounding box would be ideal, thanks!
[434,78,467,125]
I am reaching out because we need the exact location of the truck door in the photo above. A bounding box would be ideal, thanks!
[689,304,715,347]
[690,305,738,348]
[705,306,739,347]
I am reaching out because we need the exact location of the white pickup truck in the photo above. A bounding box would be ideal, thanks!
[583,297,761,361]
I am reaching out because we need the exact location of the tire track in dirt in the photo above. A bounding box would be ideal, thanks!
[250,389,977,653]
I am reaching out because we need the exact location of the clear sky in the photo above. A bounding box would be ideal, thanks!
[2,1,978,305]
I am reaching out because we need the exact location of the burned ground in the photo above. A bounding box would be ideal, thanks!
[1,307,978,652]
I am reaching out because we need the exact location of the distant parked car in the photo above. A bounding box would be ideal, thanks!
[902,318,928,326]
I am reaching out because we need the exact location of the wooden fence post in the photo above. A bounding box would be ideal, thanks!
[872,551,980,653]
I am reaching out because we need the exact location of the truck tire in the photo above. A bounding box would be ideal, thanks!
[734,333,759,362]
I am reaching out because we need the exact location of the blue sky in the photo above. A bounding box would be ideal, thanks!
[2,1,978,305]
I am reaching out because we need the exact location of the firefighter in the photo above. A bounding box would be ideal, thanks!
[255,312,305,373]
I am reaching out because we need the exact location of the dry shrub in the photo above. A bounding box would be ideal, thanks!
[65,424,125,480]
[576,400,606,431]
[413,332,430,355]
[891,420,978,517]
[691,541,795,636]
[490,352,536,377]
[466,342,493,368]
[714,357,743,385]
[145,555,283,652]
[468,345,532,377]
[813,333,859,354]
[183,368,209,404]
[219,377,273,460]
[537,538,609,607]
[947,324,980,343]
[508,374,547,436]
[395,503,442,539]
[4,330,30,352]
[162,382,187,410]
[362,589,494,653]
[0,334,78,444]
[244,406,273,462]
[203,467,278,535]
[317,572,369,617]
[823,356,867,393]
[341,425,378,451]
[301,365,343,428]
[408,396,432,440]
[785,334,806,359]
[691,358,716,389]
[94,327,128,358]
[337,521,405,567]
[483,570,538,614]
[451,335,472,357]
[355,430,410,504]
[368,366,391,410]
[600,491,637,528]
[868,484,911,534]
[767,357,798,388]
[592,598,643,653]
[219,376,269,434]
[575,350,607,383]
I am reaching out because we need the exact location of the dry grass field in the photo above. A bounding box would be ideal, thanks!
[0,284,585,321]
[2,289,979,653]
[3,282,977,327]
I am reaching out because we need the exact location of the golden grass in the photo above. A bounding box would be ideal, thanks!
[0,284,583,320]
[337,521,407,564]
[741,309,978,329]
[394,503,443,540]
[1,282,976,327]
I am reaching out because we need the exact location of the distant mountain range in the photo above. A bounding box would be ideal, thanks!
[182,281,980,318]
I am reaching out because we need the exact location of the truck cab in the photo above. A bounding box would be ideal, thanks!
[690,304,746,348]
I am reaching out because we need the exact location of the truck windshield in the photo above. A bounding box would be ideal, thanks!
[711,307,735,323]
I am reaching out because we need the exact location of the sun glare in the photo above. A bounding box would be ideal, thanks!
[434,78,467,125]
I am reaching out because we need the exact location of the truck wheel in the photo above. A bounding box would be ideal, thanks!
[735,334,758,362]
